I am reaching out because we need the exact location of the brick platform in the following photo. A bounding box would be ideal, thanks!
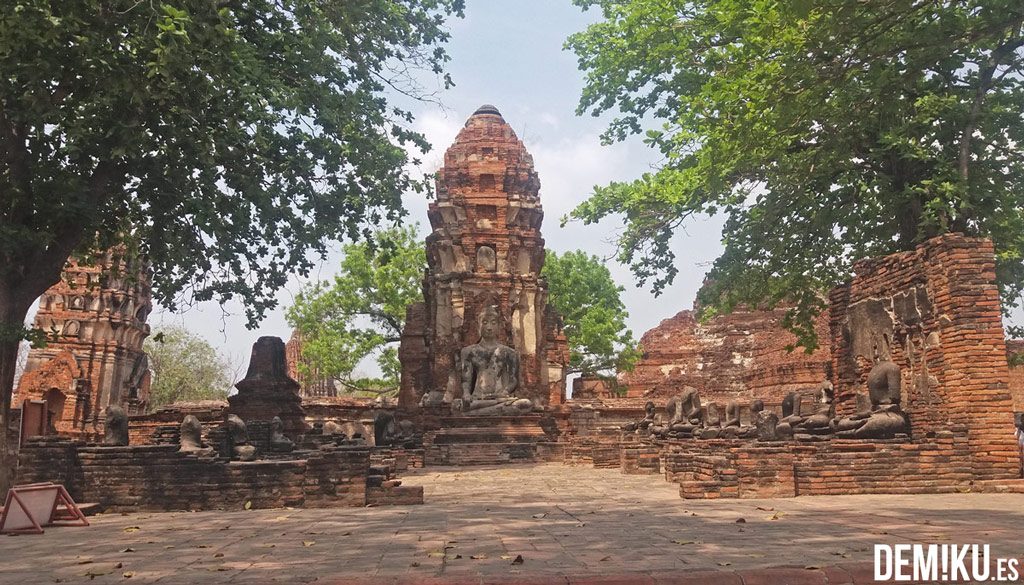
[15,436,423,510]
[423,415,563,465]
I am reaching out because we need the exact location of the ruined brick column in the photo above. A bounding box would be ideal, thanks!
[229,336,306,437]
[829,234,1018,481]
[16,248,152,436]
[398,105,567,408]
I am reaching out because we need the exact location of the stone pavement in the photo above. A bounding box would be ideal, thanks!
[2,463,1023,584]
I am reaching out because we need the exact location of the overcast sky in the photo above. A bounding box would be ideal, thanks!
[29,1,1016,378]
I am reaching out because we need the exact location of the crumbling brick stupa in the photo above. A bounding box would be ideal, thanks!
[16,248,152,436]
[399,105,568,409]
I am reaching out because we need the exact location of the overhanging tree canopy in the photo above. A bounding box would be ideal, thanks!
[0,0,464,484]
[566,0,1024,345]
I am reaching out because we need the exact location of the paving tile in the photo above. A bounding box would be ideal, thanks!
[4,464,1024,583]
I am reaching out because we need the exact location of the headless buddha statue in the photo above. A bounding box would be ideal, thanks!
[834,343,908,439]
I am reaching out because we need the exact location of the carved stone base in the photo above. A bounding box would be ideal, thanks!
[423,415,561,465]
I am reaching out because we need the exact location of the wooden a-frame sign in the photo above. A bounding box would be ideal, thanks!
[0,483,89,535]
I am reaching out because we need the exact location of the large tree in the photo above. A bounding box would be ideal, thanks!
[542,250,639,375]
[566,0,1024,345]
[0,0,464,483]
[144,325,234,410]
[285,225,424,393]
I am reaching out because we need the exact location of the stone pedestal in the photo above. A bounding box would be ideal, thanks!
[228,337,306,437]
[423,415,561,465]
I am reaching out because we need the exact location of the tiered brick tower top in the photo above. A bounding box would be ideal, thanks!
[399,105,567,408]
[428,104,544,277]
[16,248,152,436]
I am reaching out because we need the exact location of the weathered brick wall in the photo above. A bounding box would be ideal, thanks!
[661,430,974,499]
[16,438,379,511]
[620,445,661,475]
[621,307,831,407]
[829,234,1017,480]
[571,375,620,399]
[127,401,227,444]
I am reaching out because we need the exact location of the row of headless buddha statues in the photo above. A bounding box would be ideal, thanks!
[626,357,910,441]
[177,413,419,461]
[178,413,295,461]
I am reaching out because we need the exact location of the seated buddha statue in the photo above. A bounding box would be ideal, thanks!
[456,306,534,416]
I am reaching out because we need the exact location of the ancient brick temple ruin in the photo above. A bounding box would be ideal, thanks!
[11,105,1024,514]
[398,104,568,409]
[601,234,1022,497]
[621,306,832,407]
[16,249,152,437]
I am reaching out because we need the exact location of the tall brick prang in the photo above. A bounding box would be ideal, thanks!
[398,105,567,408]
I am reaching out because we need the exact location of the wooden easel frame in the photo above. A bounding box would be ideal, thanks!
[0,483,89,535]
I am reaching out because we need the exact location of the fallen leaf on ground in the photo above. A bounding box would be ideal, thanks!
[805,565,821,570]
[428,551,445,558]
[511,554,524,565]
[303,541,316,547]
[599,556,611,561]
[717,562,731,567]
[735,518,746,523]
[756,506,774,511]
[214,553,224,558]
[120,547,135,553]
[768,512,785,520]
[122,572,134,579]
[672,540,694,546]
[123,526,140,533]
[531,513,546,519]
[470,554,487,560]
[244,501,252,510]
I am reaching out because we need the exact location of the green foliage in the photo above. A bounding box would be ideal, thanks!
[144,325,233,410]
[285,225,424,392]
[0,0,464,326]
[1010,351,1024,368]
[566,0,1024,347]
[543,250,640,375]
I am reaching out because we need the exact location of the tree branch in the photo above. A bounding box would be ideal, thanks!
[959,35,1024,182]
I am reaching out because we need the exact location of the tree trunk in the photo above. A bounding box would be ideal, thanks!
[0,297,32,494]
